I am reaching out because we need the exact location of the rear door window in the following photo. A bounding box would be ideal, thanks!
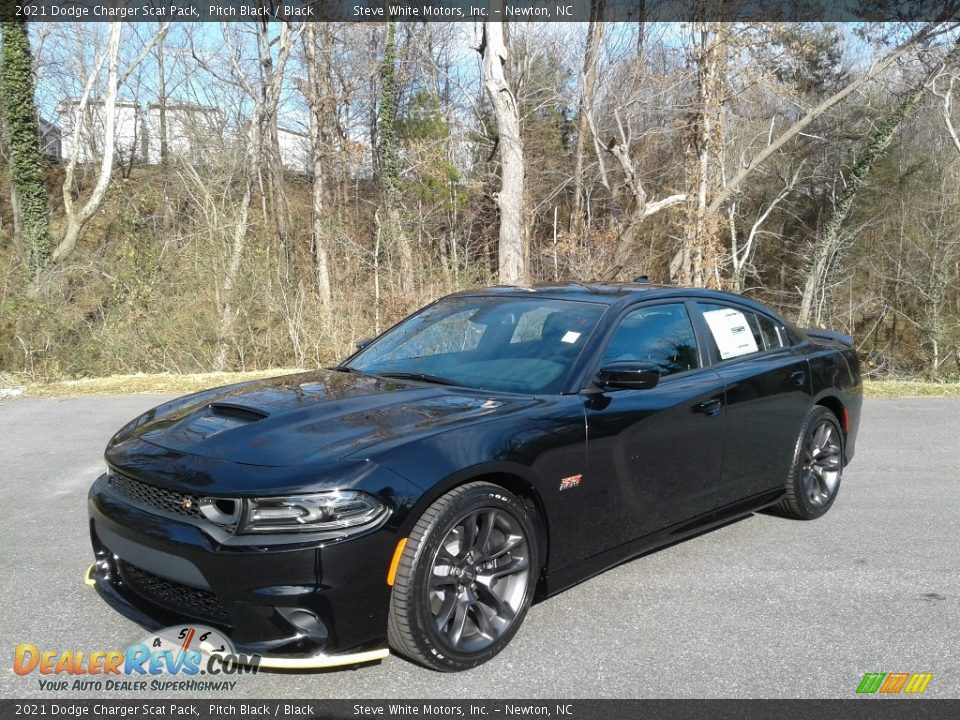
[698,302,785,361]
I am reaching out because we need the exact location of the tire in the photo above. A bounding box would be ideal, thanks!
[387,482,539,672]
[773,405,844,520]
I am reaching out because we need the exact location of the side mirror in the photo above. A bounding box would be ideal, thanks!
[355,338,374,351]
[595,361,661,390]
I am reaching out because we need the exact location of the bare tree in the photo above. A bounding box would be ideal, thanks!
[665,20,953,286]
[377,19,414,295]
[482,7,526,285]
[798,44,960,325]
[709,21,950,215]
[301,23,333,306]
[571,1,606,227]
[199,20,297,369]
[51,22,168,265]
[592,106,687,280]
[727,163,803,292]
[677,22,729,288]
[932,57,960,156]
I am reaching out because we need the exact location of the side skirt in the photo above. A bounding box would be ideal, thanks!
[539,488,785,598]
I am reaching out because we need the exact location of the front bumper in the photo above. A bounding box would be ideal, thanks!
[88,474,398,662]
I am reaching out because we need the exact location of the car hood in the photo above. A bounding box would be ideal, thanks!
[111,369,535,468]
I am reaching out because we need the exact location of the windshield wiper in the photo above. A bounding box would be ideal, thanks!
[329,365,368,375]
[377,372,462,387]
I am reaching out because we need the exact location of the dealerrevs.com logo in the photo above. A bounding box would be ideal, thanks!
[856,672,934,695]
[13,625,260,692]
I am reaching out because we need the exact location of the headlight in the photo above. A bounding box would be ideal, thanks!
[239,491,387,534]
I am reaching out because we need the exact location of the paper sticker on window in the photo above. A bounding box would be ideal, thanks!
[702,308,758,359]
[561,331,581,344]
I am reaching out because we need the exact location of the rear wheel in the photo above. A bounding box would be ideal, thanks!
[387,482,538,671]
[774,406,844,520]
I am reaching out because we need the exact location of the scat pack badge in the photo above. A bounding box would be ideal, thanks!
[559,474,583,491]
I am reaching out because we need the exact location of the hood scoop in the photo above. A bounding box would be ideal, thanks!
[172,403,269,443]
[209,403,268,422]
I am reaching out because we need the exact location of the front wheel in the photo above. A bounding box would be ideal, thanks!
[773,406,844,520]
[387,482,538,671]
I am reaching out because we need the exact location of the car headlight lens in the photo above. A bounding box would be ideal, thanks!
[240,491,387,534]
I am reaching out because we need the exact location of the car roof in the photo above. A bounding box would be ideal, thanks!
[448,282,766,309]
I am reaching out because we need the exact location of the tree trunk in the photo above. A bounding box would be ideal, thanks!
[257,20,290,260]
[156,38,168,164]
[678,23,726,288]
[0,18,50,275]
[302,23,332,306]
[52,23,123,265]
[51,23,166,266]
[571,2,605,227]
[482,10,526,285]
[378,19,414,295]
[215,182,252,371]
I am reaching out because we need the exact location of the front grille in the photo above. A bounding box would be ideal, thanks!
[106,473,239,529]
[108,473,207,522]
[119,560,230,624]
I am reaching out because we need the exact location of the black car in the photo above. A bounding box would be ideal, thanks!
[87,283,861,671]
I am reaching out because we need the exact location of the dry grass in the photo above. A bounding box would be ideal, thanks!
[8,369,305,398]
[862,380,960,398]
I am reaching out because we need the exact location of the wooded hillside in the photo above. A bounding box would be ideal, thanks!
[1,20,959,380]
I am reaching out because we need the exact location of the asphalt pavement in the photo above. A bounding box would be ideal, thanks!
[0,394,957,699]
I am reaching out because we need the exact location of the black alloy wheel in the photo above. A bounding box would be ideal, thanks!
[774,405,845,520]
[387,482,538,671]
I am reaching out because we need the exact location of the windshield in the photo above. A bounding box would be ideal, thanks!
[347,296,606,394]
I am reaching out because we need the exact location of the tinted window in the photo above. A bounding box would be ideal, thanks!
[378,308,483,361]
[350,297,605,394]
[754,312,785,350]
[698,303,784,360]
[510,306,553,343]
[601,303,700,376]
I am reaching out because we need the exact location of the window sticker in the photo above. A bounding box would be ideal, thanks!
[702,308,759,359]
[561,331,581,344]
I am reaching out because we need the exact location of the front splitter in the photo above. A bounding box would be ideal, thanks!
[83,563,390,670]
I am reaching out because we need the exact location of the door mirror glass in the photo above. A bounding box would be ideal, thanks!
[596,361,661,390]
[355,337,374,351]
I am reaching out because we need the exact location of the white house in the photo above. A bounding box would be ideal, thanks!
[54,97,315,174]
[57,99,145,165]
[145,103,226,165]
[277,126,310,175]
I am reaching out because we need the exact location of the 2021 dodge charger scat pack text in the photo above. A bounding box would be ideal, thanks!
[87,283,861,671]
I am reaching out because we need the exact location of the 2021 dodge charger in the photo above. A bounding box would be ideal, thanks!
[87,283,861,671]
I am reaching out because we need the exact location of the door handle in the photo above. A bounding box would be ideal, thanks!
[790,370,807,388]
[692,398,723,416]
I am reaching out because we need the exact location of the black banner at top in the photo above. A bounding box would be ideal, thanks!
[4,0,960,23]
